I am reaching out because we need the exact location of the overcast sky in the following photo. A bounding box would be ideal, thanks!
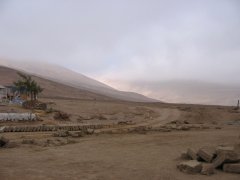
[0,0,240,87]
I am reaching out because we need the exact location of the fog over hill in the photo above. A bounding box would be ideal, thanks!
[0,60,156,102]
[1,59,240,105]
[102,79,240,106]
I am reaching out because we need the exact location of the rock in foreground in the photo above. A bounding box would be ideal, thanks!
[177,160,202,174]
[213,151,239,168]
[201,164,215,175]
[197,146,216,162]
[223,163,240,174]
[0,136,9,147]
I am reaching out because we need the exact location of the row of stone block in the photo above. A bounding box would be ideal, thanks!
[0,124,115,133]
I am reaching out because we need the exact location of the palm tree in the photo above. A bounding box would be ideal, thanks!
[14,72,31,98]
[31,81,43,100]
[14,72,43,101]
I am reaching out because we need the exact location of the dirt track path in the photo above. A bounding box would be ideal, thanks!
[137,108,181,127]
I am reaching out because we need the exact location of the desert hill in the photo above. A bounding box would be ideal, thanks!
[0,63,155,102]
[0,66,115,101]
[0,60,156,102]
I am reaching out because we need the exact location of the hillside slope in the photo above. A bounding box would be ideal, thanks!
[0,66,114,101]
[0,60,156,102]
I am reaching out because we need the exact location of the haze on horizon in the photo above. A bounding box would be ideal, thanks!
[0,0,240,104]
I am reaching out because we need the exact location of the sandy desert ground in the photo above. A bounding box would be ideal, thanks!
[0,98,240,180]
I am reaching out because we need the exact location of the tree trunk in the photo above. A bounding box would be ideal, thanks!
[34,92,37,101]
[30,91,33,101]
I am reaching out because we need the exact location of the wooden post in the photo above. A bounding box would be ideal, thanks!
[238,100,240,110]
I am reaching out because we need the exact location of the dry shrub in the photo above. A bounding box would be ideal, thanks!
[54,111,70,121]
[22,100,47,110]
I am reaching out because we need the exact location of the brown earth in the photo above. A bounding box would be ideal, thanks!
[0,98,240,180]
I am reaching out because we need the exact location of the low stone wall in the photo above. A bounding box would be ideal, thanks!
[0,124,116,133]
[0,113,37,121]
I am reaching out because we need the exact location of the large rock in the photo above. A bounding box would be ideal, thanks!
[223,163,240,174]
[198,147,216,162]
[187,148,198,160]
[201,164,215,175]
[177,160,202,174]
[213,151,240,168]
[0,136,9,147]
[216,146,234,154]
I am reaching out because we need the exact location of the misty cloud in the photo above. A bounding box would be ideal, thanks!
[0,0,240,85]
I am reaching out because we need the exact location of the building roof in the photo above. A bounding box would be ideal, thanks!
[0,85,6,89]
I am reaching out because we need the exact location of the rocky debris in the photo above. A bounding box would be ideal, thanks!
[178,144,240,175]
[155,128,172,132]
[53,130,69,137]
[161,123,212,131]
[68,131,84,137]
[197,147,216,162]
[201,164,215,175]
[213,151,239,168]
[0,136,9,147]
[131,126,152,134]
[187,148,198,160]
[177,160,202,174]
[223,163,240,174]
[53,128,95,137]
[54,111,70,121]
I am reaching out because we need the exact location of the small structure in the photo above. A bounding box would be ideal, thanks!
[0,85,7,101]
[0,85,21,103]
[0,113,37,121]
